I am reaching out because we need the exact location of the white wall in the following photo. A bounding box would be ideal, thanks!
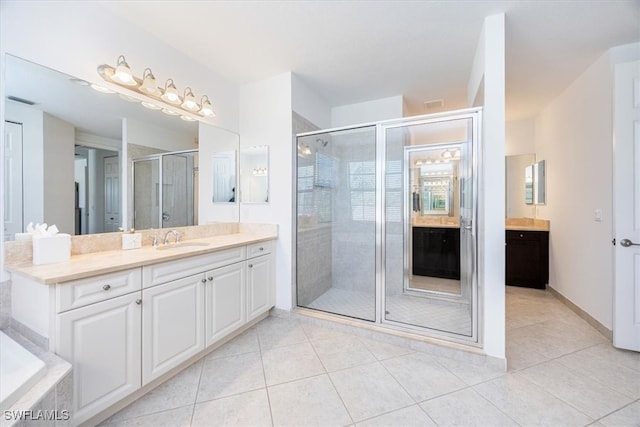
[506,118,535,156]
[331,95,404,128]
[0,2,239,133]
[239,73,293,310]
[43,113,75,234]
[468,14,506,362]
[292,74,331,130]
[534,43,640,329]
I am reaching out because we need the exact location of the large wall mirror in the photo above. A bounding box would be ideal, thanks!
[3,54,239,240]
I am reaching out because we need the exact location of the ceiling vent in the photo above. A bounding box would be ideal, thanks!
[423,99,444,110]
[7,95,36,106]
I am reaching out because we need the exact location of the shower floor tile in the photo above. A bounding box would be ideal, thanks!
[304,286,471,336]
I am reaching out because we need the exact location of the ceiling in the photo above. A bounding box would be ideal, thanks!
[101,0,640,122]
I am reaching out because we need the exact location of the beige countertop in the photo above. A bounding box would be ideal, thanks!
[6,231,277,285]
[505,218,550,231]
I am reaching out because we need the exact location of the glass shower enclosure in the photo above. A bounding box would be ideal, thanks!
[295,109,480,343]
[132,150,198,230]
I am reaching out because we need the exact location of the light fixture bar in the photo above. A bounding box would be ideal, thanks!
[96,55,216,122]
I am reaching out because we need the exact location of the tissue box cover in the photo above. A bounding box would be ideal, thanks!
[32,234,71,265]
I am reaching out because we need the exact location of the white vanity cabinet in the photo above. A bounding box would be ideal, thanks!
[56,291,142,425]
[141,273,205,385]
[247,242,274,322]
[205,261,246,346]
[13,237,276,426]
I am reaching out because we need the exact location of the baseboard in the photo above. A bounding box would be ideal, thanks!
[547,286,613,341]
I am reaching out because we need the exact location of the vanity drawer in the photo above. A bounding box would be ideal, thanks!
[247,241,273,259]
[56,268,142,313]
[143,246,246,288]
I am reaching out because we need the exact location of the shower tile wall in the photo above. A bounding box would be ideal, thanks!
[297,226,332,306]
[331,132,376,295]
[0,279,10,329]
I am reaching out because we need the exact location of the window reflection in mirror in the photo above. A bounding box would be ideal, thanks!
[533,160,546,205]
[240,146,269,203]
[212,151,237,203]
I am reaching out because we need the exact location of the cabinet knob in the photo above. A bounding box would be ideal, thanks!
[207,277,213,281]
[201,278,207,284]
[249,264,253,268]
[259,247,264,251]
[135,299,142,305]
[520,234,524,238]
[103,284,111,291]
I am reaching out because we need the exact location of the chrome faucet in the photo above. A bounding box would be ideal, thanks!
[163,229,180,245]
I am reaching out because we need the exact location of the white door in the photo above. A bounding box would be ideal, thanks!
[613,60,640,351]
[142,274,205,385]
[104,155,120,232]
[205,261,246,346]
[4,121,23,240]
[56,292,141,425]
[247,255,272,321]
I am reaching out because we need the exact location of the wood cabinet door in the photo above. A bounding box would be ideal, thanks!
[247,254,272,321]
[205,262,246,347]
[142,274,205,385]
[56,292,141,425]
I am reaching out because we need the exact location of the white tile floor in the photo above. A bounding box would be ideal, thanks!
[100,286,640,426]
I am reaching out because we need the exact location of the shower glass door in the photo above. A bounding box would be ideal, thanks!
[296,126,377,321]
[383,114,477,339]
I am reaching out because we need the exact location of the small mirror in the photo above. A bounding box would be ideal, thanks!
[525,164,534,205]
[240,146,269,203]
[212,150,237,203]
[534,160,546,205]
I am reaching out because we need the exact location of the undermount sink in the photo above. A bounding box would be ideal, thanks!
[156,241,210,251]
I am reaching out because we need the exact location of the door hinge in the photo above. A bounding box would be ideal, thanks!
[612,238,616,246]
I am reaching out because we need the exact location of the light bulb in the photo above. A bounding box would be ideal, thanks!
[181,87,199,111]
[161,79,181,105]
[198,95,215,117]
[112,55,137,86]
[141,101,162,110]
[139,68,160,95]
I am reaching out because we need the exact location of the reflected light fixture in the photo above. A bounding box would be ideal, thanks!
[441,149,453,159]
[141,101,162,110]
[180,115,196,122]
[96,55,216,121]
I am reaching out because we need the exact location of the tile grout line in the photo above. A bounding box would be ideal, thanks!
[256,325,275,427]
[302,323,356,426]
[188,359,206,426]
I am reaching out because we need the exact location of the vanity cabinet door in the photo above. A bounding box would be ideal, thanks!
[142,274,205,385]
[247,254,273,322]
[505,230,549,289]
[205,262,246,347]
[56,292,141,426]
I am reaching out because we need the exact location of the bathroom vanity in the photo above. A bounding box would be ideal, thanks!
[5,224,276,425]
[505,218,550,289]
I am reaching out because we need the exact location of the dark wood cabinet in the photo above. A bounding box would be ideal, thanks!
[412,227,460,280]
[505,230,549,289]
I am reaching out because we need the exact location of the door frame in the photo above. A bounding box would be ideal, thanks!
[378,110,481,344]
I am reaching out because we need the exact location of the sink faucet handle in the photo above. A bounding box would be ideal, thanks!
[173,230,181,243]
[150,234,158,247]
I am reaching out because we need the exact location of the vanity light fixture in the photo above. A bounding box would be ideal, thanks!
[139,68,161,96]
[441,149,453,159]
[112,55,136,86]
[199,95,215,117]
[161,79,181,105]
[181,87,199,112]
[96,55,216,121]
